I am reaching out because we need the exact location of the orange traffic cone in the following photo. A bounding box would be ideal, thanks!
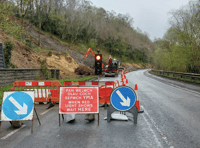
[134,84,144,113]
[122,78,128,86]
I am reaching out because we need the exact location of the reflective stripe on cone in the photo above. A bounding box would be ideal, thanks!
[134,84,144,113]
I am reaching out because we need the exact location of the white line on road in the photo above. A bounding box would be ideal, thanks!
[141,106,174,148]
[142,112,163,148]
[40,108,53,115]
[1,125,26,140]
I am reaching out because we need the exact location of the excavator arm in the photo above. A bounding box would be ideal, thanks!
[83,48,96,59]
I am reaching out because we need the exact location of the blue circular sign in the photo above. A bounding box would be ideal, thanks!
[110,86,136,111]
[2,92,33,120]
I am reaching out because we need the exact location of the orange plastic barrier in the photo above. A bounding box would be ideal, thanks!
[63,81,99,86]
[99,81,115,103]
[99,86,113,103]
[11,81,62,103]
[10,80,119,104]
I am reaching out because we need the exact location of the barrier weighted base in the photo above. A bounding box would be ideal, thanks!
[107,105,138,124]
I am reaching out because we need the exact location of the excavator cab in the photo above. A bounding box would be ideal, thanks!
[104,59,119,77]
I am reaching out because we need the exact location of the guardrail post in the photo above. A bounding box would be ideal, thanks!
[56,69,60,79]
[50,69,55,78]
[0,42,5,68]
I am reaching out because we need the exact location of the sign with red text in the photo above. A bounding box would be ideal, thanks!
[59,87,99,114]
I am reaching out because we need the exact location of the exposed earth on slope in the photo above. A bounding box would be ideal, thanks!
[0,29,91,79]
[0,29,40,69]
[25,26,95,68]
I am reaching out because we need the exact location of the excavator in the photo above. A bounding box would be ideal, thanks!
[83,48,121,77]
[104,55,121,77]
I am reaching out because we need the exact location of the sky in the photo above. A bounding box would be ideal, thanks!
[90,0,190,41]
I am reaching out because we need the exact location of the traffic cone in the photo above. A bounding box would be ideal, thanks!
[114,80,119,88]
[125,79,128,85]
[122,78,128,86]
[122,78,125,86]
[134,84,144,113]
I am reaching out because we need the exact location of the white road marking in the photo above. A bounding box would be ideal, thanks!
[141,106,174,148]
[1,125,26,140]
[142,112,163,148]
[40,108,53,115]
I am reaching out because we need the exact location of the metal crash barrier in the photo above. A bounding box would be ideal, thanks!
[10,81,62,103]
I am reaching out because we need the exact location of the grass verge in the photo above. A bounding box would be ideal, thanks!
[0,85,13,105]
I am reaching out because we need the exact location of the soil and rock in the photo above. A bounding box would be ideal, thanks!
[0,29,40,69]
[0,29,92,79]
[25,26,94,68]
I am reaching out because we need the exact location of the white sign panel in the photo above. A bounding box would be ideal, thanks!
[38,82,45,86]
[25,82,32,86]
[1,91,35,121]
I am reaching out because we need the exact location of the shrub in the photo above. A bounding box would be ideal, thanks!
[4,40,14,68]
[39,59,49,80]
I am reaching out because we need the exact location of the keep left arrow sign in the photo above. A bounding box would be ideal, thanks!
[116,90,130,107]
[9,96,28,115]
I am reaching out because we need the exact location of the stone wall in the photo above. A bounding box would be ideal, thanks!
[0,68,60,87]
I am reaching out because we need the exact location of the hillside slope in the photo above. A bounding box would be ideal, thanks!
[0,29,91,79]
[26,26,94,68]
[1,25,147,79]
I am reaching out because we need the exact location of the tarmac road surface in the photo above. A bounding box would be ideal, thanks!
[1,70,200,148]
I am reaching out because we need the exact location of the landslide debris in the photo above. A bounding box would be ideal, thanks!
[25,26,95,68]
[0,29,93,79]
[45,53,80,78]
[75,65,94,76]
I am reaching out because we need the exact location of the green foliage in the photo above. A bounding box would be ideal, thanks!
[25,39,34,48]
[39,59,49,80]
[23,1,153,63]
[4,40,14,68]
[0,85,13,105]
[0,4,23,40]
[48,51,52,56]
[153,0,200,73]
[88,39,97,50]
[58,76,97,84]
[1,0,154,64]
[36,74,40,80]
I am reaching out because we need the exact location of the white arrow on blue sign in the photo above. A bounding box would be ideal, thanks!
[110,86,136,111]
[1,91,34,121]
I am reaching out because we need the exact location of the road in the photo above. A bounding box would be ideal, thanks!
[1,70,200,148]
